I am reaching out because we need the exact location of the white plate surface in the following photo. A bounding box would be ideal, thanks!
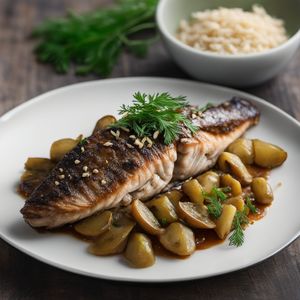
[0,77,299,282]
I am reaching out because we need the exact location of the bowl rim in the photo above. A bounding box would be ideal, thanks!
[156,0,300,59]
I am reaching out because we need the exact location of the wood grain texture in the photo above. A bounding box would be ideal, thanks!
[0,1,299,299]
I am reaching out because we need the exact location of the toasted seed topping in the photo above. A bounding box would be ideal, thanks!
[82,172,90,178]
[129,135,136,140]
[141,137,147,144]
[192,113,197,119]
[74,159,81,165]
[92,169,99,174]
[105,160,109,164]
[134,138,144,149]
[180,138,191,143]
[110,130,120,139]
[101,179,107,185]
[83,166,88,172]
[126,143,134,149]
[58,174,65,179]
[59,168,64,173]
[153,130,160,139]
[54,181,60,186]
[81,146,85,153]
[121,126,130,132]
[198,111,204,117]
[103,141,113,147]
[146,137,153,148]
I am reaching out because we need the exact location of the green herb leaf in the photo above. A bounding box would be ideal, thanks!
[112,92,198,144]
[229,210,249,247]
[246,196,258,214]
[32,0,159,76]
[203,187,229,219]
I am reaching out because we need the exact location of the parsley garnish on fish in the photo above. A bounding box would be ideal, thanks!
[32,0,158,76]
[229,210,249,247]
[113,92,198,144]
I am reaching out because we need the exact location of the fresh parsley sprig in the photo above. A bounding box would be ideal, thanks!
[32,0,158,76]
[229,209,249,247]
[246,196,258,214]
[204,187,229,218]
[113,92,198,144]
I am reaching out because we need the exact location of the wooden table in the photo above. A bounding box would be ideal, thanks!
[0,1,299,299]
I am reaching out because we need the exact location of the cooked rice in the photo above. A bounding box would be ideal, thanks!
[177,5,288,55]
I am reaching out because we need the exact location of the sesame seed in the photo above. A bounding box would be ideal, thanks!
[129,135,136,140]
[120,127,130,132]
[146,137,153,148]
[180,138,191,143]
[83,166,88,172]
[58,174,65,179]
[198,111,204,117]
[192,113,197,119]
[141,137,147,144]
[153,130,160,140]
[105,160,109,164]
[101,179,107,185]
[54,181,60,186]
[74,159,80,165]
[103,142,113,147]
[126,143,134,149]
[92,169,99,174]
[110,130,120,138]
[82,172,90,178]
[59,168,64,173]
[134,138,143,149]
[81,146,85,153]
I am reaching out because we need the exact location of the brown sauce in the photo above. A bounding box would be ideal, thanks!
[20,164,275,259]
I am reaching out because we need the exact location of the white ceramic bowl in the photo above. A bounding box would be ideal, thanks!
[156,0,300,87]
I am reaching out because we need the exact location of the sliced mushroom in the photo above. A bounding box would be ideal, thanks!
[50,138,79,162]
[159,222,195,256]
[88,216,135,256]
[131,199,164,235]
[182,179,204,205]
[214,204,237,239]
[218,152,252,186]
[253,139,287,168]
[93,115,117,134]
[220,174,242,196]
[25,157,55,172]
[177,202,215,229]
[196,171,220,193]
[224,195,245,212]
[124,233,155,268]
[227,138,254,165]
[251,177,273,204]
[74,211,112,237]
[146,195,178,225]
[164,190,183,208]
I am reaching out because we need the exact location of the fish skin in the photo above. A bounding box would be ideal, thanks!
[21,97,259,228]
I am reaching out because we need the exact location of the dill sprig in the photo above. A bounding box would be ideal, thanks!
[32,0,158,76]
[204,187,229,219]
[113,92,198,144]
[246,196,258,214]
[229,210,249,247]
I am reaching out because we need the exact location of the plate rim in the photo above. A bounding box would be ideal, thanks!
[0,77,299,282]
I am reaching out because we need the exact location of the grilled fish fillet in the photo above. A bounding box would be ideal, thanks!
[21,97,259,228]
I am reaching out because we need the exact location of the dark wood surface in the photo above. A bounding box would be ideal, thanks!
[0,1,299,299]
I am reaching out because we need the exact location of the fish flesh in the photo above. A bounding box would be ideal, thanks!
[21,97,259,228]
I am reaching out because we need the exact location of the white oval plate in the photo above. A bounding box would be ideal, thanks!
[0,78,299,282]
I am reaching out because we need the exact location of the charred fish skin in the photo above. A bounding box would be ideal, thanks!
[173,97,260,180]
[21,97,259,228]
[21,129,177,228]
